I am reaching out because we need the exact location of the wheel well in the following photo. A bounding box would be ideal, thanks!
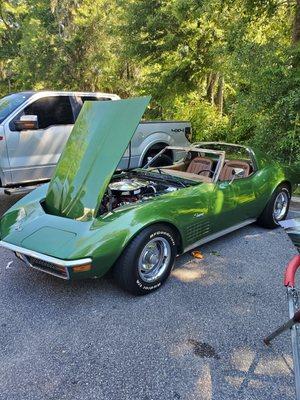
[130,221,184,255]
[279,180,292,195]
[143,143,173,163]
[160,221,183,254]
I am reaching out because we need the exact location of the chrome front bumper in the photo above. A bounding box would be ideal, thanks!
[0,241,92,280]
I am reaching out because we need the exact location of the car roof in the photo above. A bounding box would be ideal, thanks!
[194,141,252,151]
[165,145,225,156]
[12,90,120,99]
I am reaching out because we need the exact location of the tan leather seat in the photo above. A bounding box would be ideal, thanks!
[186,157,213,177]
[219,160,250,181]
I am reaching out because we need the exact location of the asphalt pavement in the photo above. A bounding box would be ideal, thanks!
[0,192,299,400]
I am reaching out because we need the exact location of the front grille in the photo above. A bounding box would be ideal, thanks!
[25,255,68,278]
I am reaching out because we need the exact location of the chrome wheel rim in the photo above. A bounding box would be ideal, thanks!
[138,237,171,283]
[273,191,289,221]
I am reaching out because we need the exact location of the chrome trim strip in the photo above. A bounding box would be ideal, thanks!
[184,218,257,253]
[0,241,91,268]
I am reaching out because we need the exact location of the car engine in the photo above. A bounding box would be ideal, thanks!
[100,176,178,214]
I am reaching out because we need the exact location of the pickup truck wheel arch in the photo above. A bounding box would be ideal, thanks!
[141,143,173,166]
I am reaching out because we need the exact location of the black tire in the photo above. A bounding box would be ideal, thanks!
[143,153,173,167]
[113,224,177,295]
[257,184,291,229]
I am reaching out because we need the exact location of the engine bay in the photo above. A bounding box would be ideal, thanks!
[99,173,181,214]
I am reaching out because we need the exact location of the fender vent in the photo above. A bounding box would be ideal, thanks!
[185,218,210,243]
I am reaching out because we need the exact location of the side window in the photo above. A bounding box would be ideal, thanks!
[203,144,256,179]
[81,96,112,103]
[18,96,74,130]
[74,95,112,121]
[81,96,99,102]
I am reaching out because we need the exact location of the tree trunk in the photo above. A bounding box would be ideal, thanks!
[292,0,300,44]
[206,72,218,105]
[215,75,224,115]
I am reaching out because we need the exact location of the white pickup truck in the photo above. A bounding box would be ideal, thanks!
[0,91,192,189]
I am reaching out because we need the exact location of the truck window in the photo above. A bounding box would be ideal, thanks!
[81,96,112,102]
[22,96,74,129]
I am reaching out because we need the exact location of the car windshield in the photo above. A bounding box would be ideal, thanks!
[0,92,32,124]
[144,147,224,183]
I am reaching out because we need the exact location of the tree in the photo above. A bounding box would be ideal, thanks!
[292,0,300,43]
[0,0,299,163]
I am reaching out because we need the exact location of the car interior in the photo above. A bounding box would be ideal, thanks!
[156,148,255,183]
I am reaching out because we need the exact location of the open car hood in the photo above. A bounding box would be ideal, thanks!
[45,97,150,220]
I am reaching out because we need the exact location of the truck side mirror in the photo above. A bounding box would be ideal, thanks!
[14,115,39,131]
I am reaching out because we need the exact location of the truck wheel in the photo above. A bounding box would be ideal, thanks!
[143,154,172,167]
[257,184,291,229]
[113,224,177,295]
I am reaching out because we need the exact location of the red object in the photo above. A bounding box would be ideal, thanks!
[0,136,3,141]
[284,255,300,288]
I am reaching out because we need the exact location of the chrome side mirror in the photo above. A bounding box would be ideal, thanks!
[229,167,245,184]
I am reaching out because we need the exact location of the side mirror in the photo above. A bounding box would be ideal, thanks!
[14,115,38,131]
[230,167,245,184]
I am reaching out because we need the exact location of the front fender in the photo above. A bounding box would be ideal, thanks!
[71,194,188,278]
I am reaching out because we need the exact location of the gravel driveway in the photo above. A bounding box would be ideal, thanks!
[0,192,299,400]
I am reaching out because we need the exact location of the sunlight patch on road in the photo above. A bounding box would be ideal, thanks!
[231,347,255,372]
[254,354,293,376]
[196,365,212,400]
[225,375,244,389]
[172,267,206,282]
[244,233,262,240]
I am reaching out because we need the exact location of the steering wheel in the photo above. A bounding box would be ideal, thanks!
[197,169,214,177]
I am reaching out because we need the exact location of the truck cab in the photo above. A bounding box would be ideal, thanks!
[0,91,191,188]
[0,91,120,187]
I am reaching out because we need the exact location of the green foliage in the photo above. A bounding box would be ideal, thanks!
[0,0,299,164]
[161,93,230,141]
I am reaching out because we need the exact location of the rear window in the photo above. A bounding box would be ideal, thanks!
[81,96,112,103]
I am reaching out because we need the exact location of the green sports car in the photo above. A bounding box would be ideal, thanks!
[0,97,299,294]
